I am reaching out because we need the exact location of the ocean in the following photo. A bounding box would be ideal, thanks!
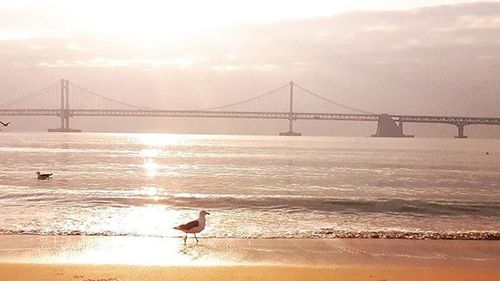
[0,133,499,239]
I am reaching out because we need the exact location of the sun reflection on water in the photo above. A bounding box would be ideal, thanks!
[135,133,193,147]
[140,148,161,158]
[41,236,228,266]
[142,186,160,199]
[30,206,227,265]
[143,158,159,177]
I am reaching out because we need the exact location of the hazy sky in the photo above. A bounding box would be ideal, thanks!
[0,1,488,40]
[1,1,500,137]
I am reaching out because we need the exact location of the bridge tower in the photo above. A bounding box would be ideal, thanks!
[48,79,81,132]
[279,81,301,136]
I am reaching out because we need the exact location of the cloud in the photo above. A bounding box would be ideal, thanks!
[37,57,199,68]
[210,64,278,72]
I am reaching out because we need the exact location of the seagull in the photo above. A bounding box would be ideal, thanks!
[0,121,10,127]
[174,210,210,244]
[36,171,53,180]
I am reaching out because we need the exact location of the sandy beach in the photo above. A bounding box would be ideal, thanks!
[0,236,499,281]
[1,263,499,281]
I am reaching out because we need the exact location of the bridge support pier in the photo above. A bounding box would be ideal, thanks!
[48,79,81,132]
[280,118,301,136]
[371,114,414,137]
[279,81,301,136]
[454,124,467,138]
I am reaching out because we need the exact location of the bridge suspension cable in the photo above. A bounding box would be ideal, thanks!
[69,82,156,110]
[200,82,290,111]
[0,81,59,108]
[294,83,373,114]
[0,79,374,115]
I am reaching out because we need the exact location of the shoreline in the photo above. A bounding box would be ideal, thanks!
[0,235,498,267]
[0,235,499,280]
[0,230,498,240]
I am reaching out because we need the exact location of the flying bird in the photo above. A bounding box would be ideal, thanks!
[174,210,210,244]
[0,121,10,127]
[36,171,53,180]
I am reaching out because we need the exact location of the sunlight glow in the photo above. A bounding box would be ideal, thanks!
[55,1,355,39]
[104,206,176,237]
[141,148,160,158]
[135,133,188,147]
[47,236,227,265]
[142,186,160,198]
[143,158,159,177]
[5,0,474,42]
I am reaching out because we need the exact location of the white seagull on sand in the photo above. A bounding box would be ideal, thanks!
[174,210,210,243]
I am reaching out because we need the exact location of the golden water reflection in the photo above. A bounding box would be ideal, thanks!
[135,133,194,147]
[103,205,177,237]
[38,236,230,265]
[73,237,225,265]
[0,236,239,266]
[143,158,159,177]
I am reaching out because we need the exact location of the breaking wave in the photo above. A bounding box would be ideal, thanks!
[67,194,500,217]
[0,228,498,240]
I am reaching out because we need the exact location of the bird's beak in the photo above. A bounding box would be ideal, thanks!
[206,212,210,215]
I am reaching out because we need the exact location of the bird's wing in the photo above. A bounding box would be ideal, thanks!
[5,122,10,126]
[176,220,199,230]
[42,173,52,177]
[0,121,6,126]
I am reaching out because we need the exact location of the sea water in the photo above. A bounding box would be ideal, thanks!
[0,133,498,239]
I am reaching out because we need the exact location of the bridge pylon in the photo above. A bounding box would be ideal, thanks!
[48,79,81,132]
[279,81,301,136]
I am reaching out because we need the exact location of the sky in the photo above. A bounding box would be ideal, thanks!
[1,0,500,137]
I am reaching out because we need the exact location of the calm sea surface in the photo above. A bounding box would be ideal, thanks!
[0,133,499,239]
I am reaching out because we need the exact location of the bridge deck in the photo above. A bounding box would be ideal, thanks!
[0,109,499,125]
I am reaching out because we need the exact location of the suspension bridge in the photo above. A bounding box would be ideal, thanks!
[1,79,499,138]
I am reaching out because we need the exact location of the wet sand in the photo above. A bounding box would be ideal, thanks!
[0,236,498,280]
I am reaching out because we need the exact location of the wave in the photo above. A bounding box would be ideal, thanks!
[76,194,500,217]
[2,189,498,216]
[0,229,498,240]
[314,230,500,240]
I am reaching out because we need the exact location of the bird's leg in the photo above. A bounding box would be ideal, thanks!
[183,235,187,244]
[194,233,198,242]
